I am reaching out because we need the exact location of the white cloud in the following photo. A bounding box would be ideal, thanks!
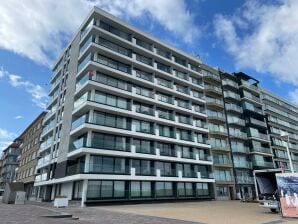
[14,115,23,120]
[288,89,298,105]
[0,128,16,140]
[0,128,16,152]
[0,67,48,108]
[0,0,199,66]
[214,0,298,85]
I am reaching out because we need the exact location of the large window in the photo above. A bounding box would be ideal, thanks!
[99,21,132,41]
[96,54,131,74]
[134,120,154,134]
[136,54,152,66]
[93,72,131,91]
[97,37,131,57]
[179,146,193,159]
[157,77,172,88]
[159,125,174,138]
[158,142,176,157]
[135,69,153,82]
[94,91,130,110]
[134,139,154,154]
[134,102,154,116]
[176,84,189,94]
[132,159,155,176]
[156,62,171,73]
[176,98,190,109]
[91,132,129,151]
[93,111,130,130]
[131,181,152,198]
[135,38,152,51]
[179,129,192,141]
[159,162,176,177]
[177,182,194,197]
[89,156,127,174]
[157,92,173,104]
[157,108,174,120]
[155,182,173,197]
[87,180,126,199]
[196,183,209,196]
[177,113,191,125]
[135,86,154,98]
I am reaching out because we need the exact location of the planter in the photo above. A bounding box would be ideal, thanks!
[54,197,68,208]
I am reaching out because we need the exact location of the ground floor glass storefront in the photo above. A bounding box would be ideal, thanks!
[84,180,213,201]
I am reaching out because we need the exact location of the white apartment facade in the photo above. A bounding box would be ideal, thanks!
[35,7,216,206]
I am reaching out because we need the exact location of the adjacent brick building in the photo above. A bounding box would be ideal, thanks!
[15,112,46,199]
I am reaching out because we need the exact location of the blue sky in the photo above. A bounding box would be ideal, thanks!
[1,0,298,151]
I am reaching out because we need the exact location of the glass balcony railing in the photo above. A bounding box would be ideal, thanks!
[251,146,271,154]
[233,161,252,169]
[135,167,156,176]
[231,146,249,153]
[249,118,266,127]
[160,168,178,177]
[206,98,224,106]
[236,176,254,184]
[240,80,259,92]
[183,170,198,178]
[248,132,269,140]
[69,137,130,152]
[252,159,274,168]
[222,79,238,88]
[213,157,231,165]
[225,104,243,113]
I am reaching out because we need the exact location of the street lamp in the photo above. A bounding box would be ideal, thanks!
[280,133,294,173]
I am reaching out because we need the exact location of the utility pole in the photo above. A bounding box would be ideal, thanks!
[281,133,294,173]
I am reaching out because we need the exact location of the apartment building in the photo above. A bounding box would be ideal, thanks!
[202,67,235,200]
[14,112,46,199]
[0,157,3,192]
[219,71,275,199]
[0,140,21,189]
[261,89,298,172]
[34,7,215,205]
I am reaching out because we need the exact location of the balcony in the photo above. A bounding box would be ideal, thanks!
[227,118,245,126]
[233,161,252,169]
[229,132,247,139]
[251,146,272,154]
[231,146,249,153]
[204,85,222,95]
[248,132,269,141]
[203,71,221,82]
[206,98,224,108]
[213,158,232,166]
[35,173,48,182]
[240,80,260,93]
[214,175,234,182]
[207,113,226,123]
[249,118,267,128]
[37,155,51,168]
[183,170,198,178]
[135,167,156,176]
[209,128,228,136]
[253,160,274,168]
[69,137,130,152]
[160,169,178,177]
[236,176,254,184]
[242,103,263,115]
[225,104,243,113]
[224,91,240,100]
[222,79,238,88]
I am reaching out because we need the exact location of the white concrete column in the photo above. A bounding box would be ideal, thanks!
[86,130,92,147]
[85,153,90,173]
[81,179,88,207]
